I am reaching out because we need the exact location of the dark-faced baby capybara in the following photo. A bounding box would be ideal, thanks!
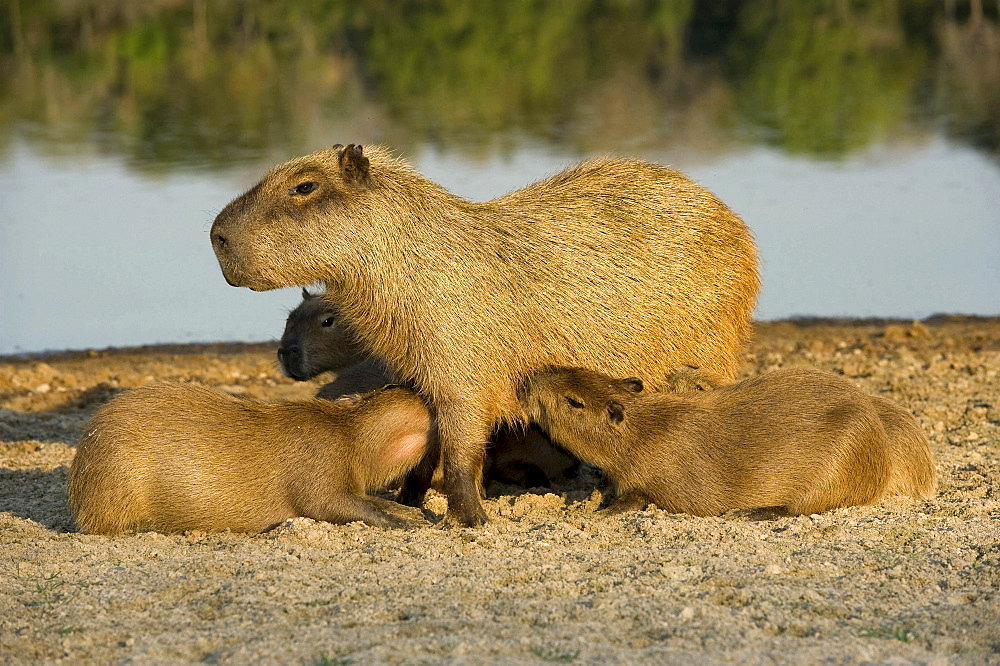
[518,366,937,516]
[68,382,431,534]
[211,143,759,526]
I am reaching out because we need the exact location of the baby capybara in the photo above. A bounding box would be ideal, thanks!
[278,290,579,488]
[68,382,431,535]
[277,288,397,395]
[518,367,937,516]
[211,144,759,525]
[277,288,373,382]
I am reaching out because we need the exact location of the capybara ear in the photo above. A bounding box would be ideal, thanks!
[333,394,362,407]
[338,144,371,186]
[302,287,313,300]
[607,400,625,424]
[622,377,644,393]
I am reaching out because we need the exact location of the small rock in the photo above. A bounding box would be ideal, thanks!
[34,383,51,394]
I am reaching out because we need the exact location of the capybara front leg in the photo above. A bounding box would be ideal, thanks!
[315,494,424,529]
[438,408,490,528]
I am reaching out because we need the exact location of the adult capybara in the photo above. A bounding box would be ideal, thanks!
[518,366,937,516]
[68,382,432,535]
[211,143,759,526]
[279,290,579,488]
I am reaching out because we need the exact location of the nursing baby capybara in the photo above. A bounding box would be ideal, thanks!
[278,289,580,488]
[68,382,431,535]
[211,143,759,526]
[277,288,396,395]
[518,366,937,516]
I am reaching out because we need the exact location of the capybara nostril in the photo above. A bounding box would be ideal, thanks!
[213,233,228,248]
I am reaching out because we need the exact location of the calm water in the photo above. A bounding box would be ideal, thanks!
[2,2,999,354]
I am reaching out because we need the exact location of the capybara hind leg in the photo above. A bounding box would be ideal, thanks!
[314,495,424,529]
[784,491,850,516]
[398,416,441,506]
[398,466,433,507]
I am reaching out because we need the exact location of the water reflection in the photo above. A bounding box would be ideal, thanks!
[1,1,998,354]
[2,1,998,167]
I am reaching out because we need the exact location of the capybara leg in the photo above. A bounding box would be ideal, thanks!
[315,494,424,529]
[440,457,488,527]
[598,491,651,516]
[433,405,490,527]
[398,465,433,507]
[398,445,438,507]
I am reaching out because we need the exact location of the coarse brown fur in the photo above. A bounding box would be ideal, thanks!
[211,143,759,526]
[870,396,938,498]
[68,382,432,535]
[518,367,937,516]
[279,290,579,488]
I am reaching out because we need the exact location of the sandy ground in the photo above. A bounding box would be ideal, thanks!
[1,318,998,664]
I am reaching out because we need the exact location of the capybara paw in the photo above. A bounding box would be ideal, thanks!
[382,514,427,530]
[397,487,427,508]
[596,494,650,517]
[438,507,489,529]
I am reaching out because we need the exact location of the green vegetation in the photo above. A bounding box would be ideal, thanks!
[860,625,915,642]
[0,0,996,170]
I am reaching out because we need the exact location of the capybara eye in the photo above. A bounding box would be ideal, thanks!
[565,396,585,409]
[321,317,335,327]
[294,181,319,195]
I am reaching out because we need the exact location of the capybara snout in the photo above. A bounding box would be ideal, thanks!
[68,382,432,535]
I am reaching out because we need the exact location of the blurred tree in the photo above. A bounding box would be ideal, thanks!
[0,0,995,169]
[730,0,925,156]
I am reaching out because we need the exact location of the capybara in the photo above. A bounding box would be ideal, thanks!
[658,365,939,500]
[280,290,579,488]
[277,288,372,381]
[211,143,759,526]
[68,382,432,535]
[277,288,397,395]
[870,395,938,497]
[517,366,937,516]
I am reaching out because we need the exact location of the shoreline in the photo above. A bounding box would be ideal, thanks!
[4,314,997,362]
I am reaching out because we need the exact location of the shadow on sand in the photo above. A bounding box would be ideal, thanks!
[0,466,76,532]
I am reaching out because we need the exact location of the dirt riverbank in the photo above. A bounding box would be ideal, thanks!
[1,317,998,664]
